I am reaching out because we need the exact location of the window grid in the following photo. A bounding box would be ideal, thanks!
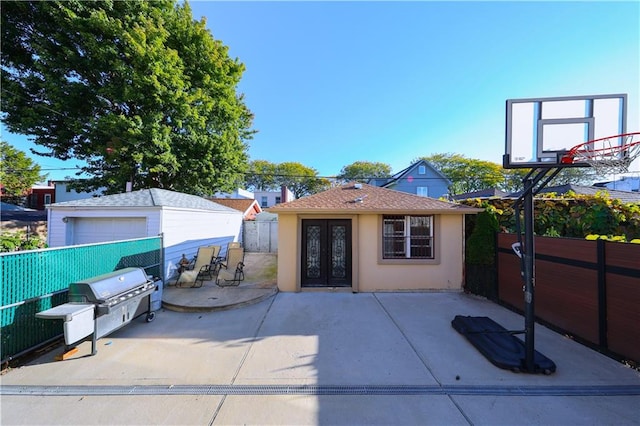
[383,215,433,259]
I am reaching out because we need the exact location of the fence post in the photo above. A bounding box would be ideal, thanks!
[597,239,608,349]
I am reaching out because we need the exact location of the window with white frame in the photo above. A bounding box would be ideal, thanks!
[261,196,268,207]
[44,194,52,205]
[416,187,428,197]
[382,215,433,259]
[418,165,426,175]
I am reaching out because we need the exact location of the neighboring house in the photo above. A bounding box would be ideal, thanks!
[508,184,640,204]
[215,186,296,208]
[451,188,509,201]
[208,198,262,220]
[594,176,640,192]
[367,160,451,199]
[214,187,255,199]
[269,182,482,292]
[0,183,54,210]
[52,180,105,203]
[47,188,244,279]
[254,187,295,208]
[26,184,55,210]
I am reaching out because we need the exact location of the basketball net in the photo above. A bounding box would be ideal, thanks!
[561,132,640,176]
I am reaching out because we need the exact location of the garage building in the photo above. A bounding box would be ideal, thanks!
[47,188,243,279]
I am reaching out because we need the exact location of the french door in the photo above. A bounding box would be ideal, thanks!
[301,219,352,287]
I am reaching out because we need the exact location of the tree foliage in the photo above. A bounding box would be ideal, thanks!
[466,210,500,265]
[275,162,330,198]
[245,160,278,191]
[422,153,599,195]
[460,192,640,240]
[0,141,46,197]
[1,0,254,195]
[420,153,504,195]
[244,160,330,198]
[502,167,598,193]
[337,161,392,183]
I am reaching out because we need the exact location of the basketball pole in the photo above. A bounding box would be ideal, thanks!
[523,176,536,373]
[516,167,560,373]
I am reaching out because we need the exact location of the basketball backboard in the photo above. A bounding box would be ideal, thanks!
[504,93,627,169]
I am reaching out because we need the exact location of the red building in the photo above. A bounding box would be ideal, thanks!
[26,184,55,210]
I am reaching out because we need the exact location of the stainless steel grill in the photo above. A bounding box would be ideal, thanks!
[36,268,159,357]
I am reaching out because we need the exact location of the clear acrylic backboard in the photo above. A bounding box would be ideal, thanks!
[504,94,627,169]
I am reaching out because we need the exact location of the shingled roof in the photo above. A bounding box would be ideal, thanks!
[268,183,482,214]
[208,198,262,217]
[50,188,238,213]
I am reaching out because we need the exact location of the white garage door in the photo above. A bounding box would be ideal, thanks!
[73,217,147,245]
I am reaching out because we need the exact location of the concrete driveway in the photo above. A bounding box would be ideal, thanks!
[2,292,639,425]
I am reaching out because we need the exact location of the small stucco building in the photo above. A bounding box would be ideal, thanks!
[269,182,482,292]
[47,188,243,279]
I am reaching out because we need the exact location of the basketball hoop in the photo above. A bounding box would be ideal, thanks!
[560,132,640,175]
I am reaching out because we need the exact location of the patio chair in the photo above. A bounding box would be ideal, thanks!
[216,242,241,266]
[221,246,244,270]
[216,261,245,287]
[176,246,217,288]
[208,245,222,266]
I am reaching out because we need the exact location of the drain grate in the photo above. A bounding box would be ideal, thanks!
[2,384,640,397]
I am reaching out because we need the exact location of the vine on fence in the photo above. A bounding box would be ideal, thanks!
[459,191,640,241]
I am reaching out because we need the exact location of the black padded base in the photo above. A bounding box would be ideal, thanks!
[452,315,556,374]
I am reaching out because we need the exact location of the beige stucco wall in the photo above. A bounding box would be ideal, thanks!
[276,212,466,292]
[357,214,464,291]
[277,213,300,292]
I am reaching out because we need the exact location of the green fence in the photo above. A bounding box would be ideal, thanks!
[0,237,162,363]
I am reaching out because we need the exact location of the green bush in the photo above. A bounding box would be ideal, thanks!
[0,230,47,252]
[466,209,499,265]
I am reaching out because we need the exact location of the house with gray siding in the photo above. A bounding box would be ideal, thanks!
[368,160,451,199]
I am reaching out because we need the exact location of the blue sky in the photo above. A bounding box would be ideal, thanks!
[2,1,639,181]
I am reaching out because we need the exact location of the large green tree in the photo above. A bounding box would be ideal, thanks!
[275,162,330,198]
[245,160,278,191]
[0,141,46,197]
[420,153,504,195]
[422,153,599,195]
[1,1,253,195]
[337,161,392,183]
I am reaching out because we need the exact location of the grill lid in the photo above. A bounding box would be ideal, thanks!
[69,267,150,303]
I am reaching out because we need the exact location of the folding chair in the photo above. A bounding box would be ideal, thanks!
[216,261,245,287]
[221,247,244,270]
[176,246,216,288]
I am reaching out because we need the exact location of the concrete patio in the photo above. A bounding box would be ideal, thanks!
[162,252,279,312]
[1,254,639,425]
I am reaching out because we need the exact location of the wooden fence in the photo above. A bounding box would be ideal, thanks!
[497,233,640,363]
[243,220,278,253]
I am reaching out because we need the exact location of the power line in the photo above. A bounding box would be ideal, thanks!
[1,88,66,118]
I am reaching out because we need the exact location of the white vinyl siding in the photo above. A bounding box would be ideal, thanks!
[73,217,147,245]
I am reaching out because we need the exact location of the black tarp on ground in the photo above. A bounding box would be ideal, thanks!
[452,315,556,374]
